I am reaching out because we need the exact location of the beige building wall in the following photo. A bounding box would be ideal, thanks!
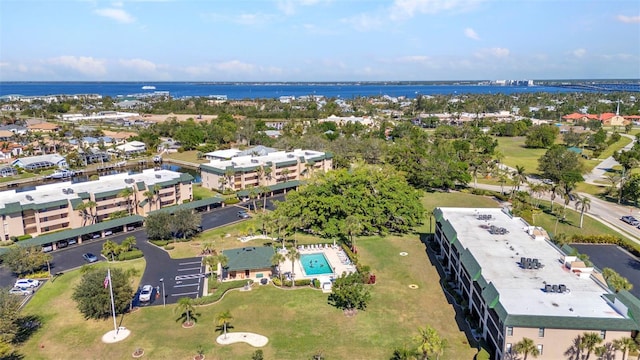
[505,326,630,359]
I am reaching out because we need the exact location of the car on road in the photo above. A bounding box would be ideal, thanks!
[621,216,640,226]
[9,287,33,296]
[238,211,250,219]
[82,253,98,263]
[14,279,39,288]
[138,285,154,302]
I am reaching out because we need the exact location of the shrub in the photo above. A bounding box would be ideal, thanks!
[475,347,490,360]
[272,277,282,286]
[150,240,170,247]
[223,197,240,205]
[117,250,144,261]
[295,279,311,286]
[164,244,175,250]
[16,234,33,241]
[312,279,321,288]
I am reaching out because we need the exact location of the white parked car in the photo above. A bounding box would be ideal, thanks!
[9,287,32,296]
[15,279,40,288]
[138,285,153,302]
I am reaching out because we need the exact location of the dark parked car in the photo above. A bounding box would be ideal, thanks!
[82,253,98,263]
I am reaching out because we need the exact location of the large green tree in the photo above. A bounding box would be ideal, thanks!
[1,246,52,275]
[327,272,371,314]
[525,124,559,148]
[72,268,133,320]
[537,145,584,184]
[270,164,424,238]
[145,212,174,240]
[0,289,22,349]
[171,208,202,240]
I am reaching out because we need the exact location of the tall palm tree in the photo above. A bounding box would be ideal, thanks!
[152,184,161,210]
[513,337,539,360]
[512,165,527,191]
[286,248,300,288]
[580,332,603,360]
[118,187,134,216]
[143,190,154,213]
[574,195,591,228]
[215,310,233,339]
[271,252,285,286]
[247,186,258,212]
[343,215,363,253]
[281,168,290,182]
[613,336,638,360]
[174,297,196,326]
[259,185,270,213]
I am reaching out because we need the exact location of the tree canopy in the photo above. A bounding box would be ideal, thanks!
[537,145,584,184]
[72,268,133,320]
[1,246,52,275]
[269,164,424,238]
[327,272,371,312]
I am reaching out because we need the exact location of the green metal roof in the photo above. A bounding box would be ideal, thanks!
[236,180,302,197]
[77,192,90,199]
[223,246,275,272]
[504,314,639,331]
[94,188,124,199]
[70,198,83,210]
[179,173,194,184]
[136,181,146,191]
[275,159,298,168]
[31,199,69,211]
[0,202,23,215]
[199,164,226,175]
[15,215,145,248]
[138,199,149,208]
[148,197,223,215]
[460,249,482,281]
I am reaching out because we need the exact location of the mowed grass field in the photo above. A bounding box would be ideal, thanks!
[17,194,487,359]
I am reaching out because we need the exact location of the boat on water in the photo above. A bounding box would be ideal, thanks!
[142,85,156,90]
[46,169,75,179]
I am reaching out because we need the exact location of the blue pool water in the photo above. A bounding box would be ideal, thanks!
[301,253,333,276]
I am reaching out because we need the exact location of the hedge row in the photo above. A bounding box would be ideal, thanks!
[194,280,249,305]
[118,249,144,261]
[570,234,640,258]
[223,197,240,205]
[150,240,170,247]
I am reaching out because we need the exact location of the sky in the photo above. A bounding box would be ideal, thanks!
[0,0,639,82]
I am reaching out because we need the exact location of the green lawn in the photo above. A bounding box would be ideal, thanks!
[496,137,547,176]
[164,150,209,164]
[193,184,218,200]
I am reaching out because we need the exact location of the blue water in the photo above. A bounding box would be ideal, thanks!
[301,253,333,276]
[0,82,588,99]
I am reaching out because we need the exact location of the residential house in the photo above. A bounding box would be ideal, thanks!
[12,154,67,170]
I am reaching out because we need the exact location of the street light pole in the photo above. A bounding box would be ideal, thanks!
[159,278,166,308]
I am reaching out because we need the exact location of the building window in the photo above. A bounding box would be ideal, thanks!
[538,328,545,337]
[537,344,543,355]
[600,330,606,339]
[506,343,512,353]
[506,327,513,336]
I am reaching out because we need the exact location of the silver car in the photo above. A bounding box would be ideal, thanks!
[9,287,32,296]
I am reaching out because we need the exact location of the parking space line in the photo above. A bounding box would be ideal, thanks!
[177,267,201,271]
[178,261,202,265]
[171,291,198,297]
[174,283,199,288]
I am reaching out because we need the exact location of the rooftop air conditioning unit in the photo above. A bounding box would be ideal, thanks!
[67,188,74,194]
[26,195,33,201]
[62,189,68,194]
[155,174,161,179]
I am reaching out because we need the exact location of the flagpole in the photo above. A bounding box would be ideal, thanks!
[107,268,118,336]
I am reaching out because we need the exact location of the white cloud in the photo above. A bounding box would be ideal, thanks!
[572,48,587,58]
[474,47,509,59]
[464,27,480,40]
[214,60,256,73]
[341,13,383,32]
[276,0,327,16]
[396,55,431,63]
[118,58,158,72]
[390,0,482,21]
[616,15,640,23]
[94,8,135,23]
[48,56,107,75]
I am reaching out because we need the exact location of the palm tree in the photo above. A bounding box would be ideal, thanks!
[574,195,591,228]
[343,215,363,253]
[414,325,446,360]
[613,336,637,360]
[513,337,539,360]
[215,253,229,281]
[271,252,285,286]
[202,255,219,281]
[121,236,136,252]
[581,332,603,360]
[77,200,98,225]
[152,184,161,210]
[281,168,290,182]
[286,248,300,288]
[247,186,258,213]
[549,183,560,212]
[224,169,235,190]
[174,297,196,326]
[143,190,154,213]
[118,187,134,216]
[512,165,527,191]
[215,310,233,339]
[259,185,270,213]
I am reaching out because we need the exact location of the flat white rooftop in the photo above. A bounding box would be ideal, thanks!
[205,149,326,170]
[0,169,183,207]
[439,207,626,320]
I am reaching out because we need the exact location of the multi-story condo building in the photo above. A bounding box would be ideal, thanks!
[433,207,640,360]
[200,148,332,192]
[0,169,193,240]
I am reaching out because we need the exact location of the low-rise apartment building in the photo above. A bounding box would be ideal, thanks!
[0,169,192,239]
[433,207,640,360]
[200,148,332,192]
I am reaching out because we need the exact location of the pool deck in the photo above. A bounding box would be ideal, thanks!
[278,245,357,279]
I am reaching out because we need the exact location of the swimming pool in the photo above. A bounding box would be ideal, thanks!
[300,253,333,276]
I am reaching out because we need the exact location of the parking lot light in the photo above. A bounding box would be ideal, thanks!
[159,278,166,308]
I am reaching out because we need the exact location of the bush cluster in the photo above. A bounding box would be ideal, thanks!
[223,197,240,205]
[164,244,175,250]
[150,240,170,247]
[117,250,144,261]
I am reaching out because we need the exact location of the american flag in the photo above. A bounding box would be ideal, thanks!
[103,274,110,289]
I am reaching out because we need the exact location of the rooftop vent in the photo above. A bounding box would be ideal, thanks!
[251,159,259,163]
[155,174,161,179]
[287,154,295,158]
[124,178,134,184]
[25,195,33,201]
[478,214,492,220]
[62,188,68,194]
[67,188,74,194]
[489,225,509,235]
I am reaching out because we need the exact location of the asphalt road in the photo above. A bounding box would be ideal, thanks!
[0,194,285,304]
